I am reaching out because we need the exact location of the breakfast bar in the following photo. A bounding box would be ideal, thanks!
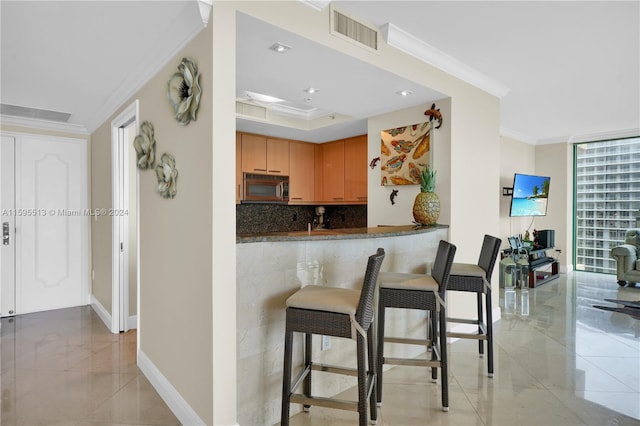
[236,225,448,425]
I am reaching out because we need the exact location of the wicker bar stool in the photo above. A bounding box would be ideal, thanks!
[281,248,385,426]
[446,234,501,377]
[376,240,456,411]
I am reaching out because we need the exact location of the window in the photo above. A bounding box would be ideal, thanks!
[574,137,640,273]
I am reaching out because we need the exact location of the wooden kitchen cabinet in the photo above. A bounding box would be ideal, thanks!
[236,132,242,204]
[344,135,368,202]
[266,138,290,175]
[288,141,315,203]
[321,140,345,202]
[240,133,289,176]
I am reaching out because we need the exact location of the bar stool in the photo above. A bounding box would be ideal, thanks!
[446,234,501,376]
[376,240,456,411]
[281,248,385,426]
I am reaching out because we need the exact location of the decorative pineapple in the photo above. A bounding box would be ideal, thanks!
[412,166,440,226]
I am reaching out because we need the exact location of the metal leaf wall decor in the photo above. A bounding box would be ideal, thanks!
[167,57,202,125]
[155,153,178,199]
[133,121,156,170]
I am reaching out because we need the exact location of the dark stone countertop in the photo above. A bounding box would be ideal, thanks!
[236,224,449,243]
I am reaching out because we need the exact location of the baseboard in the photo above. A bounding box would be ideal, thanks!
[90,295,112,332]
[127,315,137,330]
[138,350,206,426]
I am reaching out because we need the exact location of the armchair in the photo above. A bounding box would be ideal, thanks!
[610,229,640,287]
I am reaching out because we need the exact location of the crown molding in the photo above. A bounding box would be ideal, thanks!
[84,3,205,133]
[381,23,510,99]
[198,0,212,26]
[298,0,331,11]
[0,114,89,136]
[499,126,537,145]
[566,127,640,144]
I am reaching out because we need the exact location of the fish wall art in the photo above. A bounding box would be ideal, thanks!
[380,121,431,186]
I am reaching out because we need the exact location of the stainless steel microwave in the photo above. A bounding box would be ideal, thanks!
[243,173,289,203]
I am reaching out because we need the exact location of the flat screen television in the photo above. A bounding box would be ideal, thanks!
[509,173,551,217]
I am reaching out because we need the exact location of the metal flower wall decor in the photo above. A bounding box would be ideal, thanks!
[133,121,156,170]
[167,57,202,125]
[155,153,178,199]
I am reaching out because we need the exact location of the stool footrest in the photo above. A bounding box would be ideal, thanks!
[384,336,432,346]
[311,363,358,377]
[290,394,358,412]
[384,356,440,367]
[448,317,480,325]
[447,331,487,340]
[290,365,311,395]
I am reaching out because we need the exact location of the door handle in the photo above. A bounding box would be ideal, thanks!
[3,222,9,246]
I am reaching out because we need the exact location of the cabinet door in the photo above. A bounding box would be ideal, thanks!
[241,133,267,173]
[236,132,242,204]
[266,138,290,176]
[289,141,315,203]
[344,135,367,202]
[322,140,345,202]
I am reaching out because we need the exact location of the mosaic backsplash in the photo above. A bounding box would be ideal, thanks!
[236,204,367,234]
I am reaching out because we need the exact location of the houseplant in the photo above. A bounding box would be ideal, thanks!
[412,166,440,226]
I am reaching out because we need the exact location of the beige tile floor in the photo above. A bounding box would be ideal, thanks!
[1,271,639,426]
[1,306,179,426]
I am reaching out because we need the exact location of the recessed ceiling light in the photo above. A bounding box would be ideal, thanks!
[269,42,292,53]
[304,87,319,94]
[396,90,413,97]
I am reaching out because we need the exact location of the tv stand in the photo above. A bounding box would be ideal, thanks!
[527,248,559,287]
[503,246,560,288]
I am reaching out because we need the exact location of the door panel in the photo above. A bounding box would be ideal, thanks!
[13,134,87,315]
[1,135,16,316]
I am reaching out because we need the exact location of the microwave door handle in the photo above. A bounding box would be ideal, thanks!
[277,182,283,198]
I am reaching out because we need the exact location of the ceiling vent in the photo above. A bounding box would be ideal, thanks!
[330,6,378,52]
[0,104,72,122]
[236,101,268,121]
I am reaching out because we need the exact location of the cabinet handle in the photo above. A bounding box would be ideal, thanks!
[268,170,281,173]
[357,196,367,200]
[291,197,302,200]
[253,168,267,172]
[238,184,241,198]
[333,198,344,200]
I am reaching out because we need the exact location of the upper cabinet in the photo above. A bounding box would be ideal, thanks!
[321,140,345,202]
[266,137,290,175]
[344,135,368,202]
[241,133,289,176]
[237,132,367,205]
[289,141,315,203]
[320,135,368,204]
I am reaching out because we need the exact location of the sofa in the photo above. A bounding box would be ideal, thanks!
[610,229,640,286]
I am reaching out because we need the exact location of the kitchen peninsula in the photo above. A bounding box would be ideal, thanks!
[236,224,448,425]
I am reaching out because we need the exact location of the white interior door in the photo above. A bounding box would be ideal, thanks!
[111,101,138,333]
[1,135,16,316]
[1,133,88,316]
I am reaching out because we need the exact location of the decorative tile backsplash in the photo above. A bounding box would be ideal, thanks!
[236,204,367,234]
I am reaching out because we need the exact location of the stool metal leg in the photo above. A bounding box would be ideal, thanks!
[375,298,385,406]
[477,293,484,357]
[281,327,293,426]
[439,308,449,411]
[486,288,494,377]
[356,333,367,426]
[430,312,437,382]
[367,325,378,424]
[303,333,312,411]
